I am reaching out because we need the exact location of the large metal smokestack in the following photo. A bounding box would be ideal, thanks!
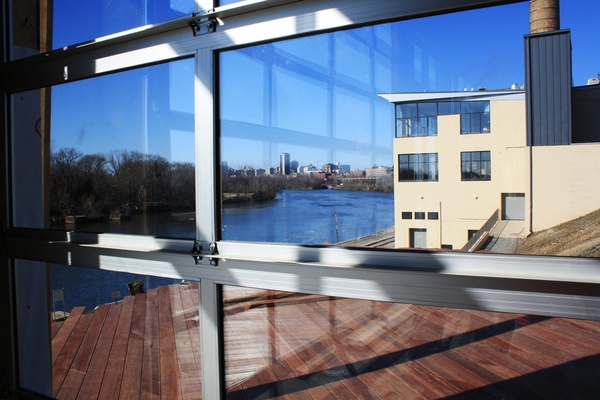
[530,0,560,33]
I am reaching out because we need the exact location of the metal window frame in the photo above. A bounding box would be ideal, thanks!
[4,0,600,399]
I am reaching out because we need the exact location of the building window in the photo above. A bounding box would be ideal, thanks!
[395,102,438,137]
[401,212,412,219]
[415,212,425,220]
[461,101,490,134]
[461,151,491,181]
[428,212,439,220]
[399,153,439,182]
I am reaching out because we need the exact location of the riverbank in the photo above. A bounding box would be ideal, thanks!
[336,226,395,248]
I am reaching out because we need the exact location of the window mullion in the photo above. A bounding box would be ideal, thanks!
[196,48,217,242]
[200,279,224,399]
[196,45,222,399]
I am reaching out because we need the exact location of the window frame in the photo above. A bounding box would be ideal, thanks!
[396,102,438,137]
[461,150,492,181]
[460,100,491,134]
[399,153,439,181]
[2,1,600,399]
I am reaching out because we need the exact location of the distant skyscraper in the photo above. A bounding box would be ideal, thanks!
[290,159,299,173]
[280,153,290,175]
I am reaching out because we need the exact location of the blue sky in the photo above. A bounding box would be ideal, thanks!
[51,1,599,169]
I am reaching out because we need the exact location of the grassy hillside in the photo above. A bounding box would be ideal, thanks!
[517,208,600,257]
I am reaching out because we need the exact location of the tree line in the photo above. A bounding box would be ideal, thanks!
[51,148,195,221]
[222,171,393,204]
[50,147,393,221]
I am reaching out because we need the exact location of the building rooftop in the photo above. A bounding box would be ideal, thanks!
[379,88,525,103]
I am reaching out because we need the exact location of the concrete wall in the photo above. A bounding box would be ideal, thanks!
[393,98,529,249]
[532,143,600,231]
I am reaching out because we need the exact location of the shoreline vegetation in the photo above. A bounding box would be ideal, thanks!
[51,148,393,223]
[221,173,393,205]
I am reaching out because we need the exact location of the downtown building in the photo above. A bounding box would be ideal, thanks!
[381,30,600,250]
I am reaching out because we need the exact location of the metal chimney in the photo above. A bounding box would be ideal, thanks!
[530,0,560,33]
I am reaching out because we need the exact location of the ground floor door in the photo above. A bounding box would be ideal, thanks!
[410,228,427,248]
[502,193,525,220]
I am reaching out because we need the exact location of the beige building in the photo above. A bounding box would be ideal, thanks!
[381,88,600,250]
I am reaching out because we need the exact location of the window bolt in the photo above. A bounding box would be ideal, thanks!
[190,240,218,266]
[190,17,218,36]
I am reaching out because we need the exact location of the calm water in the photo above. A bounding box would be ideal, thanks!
[51,189,393,311]
[223,189,394,244]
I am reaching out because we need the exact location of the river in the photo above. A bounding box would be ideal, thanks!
[50,189,394,311]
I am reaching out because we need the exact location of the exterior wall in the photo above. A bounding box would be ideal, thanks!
[394,98,529,249]
[366,167,391,178]
[532,143,600,231]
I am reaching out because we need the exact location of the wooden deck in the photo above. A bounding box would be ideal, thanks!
[52,282,600,399]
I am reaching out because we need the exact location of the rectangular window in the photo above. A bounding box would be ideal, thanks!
[460,101,490,134]
[395,102,438,137]
[399,153,438,181]
[401,211,412,219]
[41,59,196,237]
[220,29,396,245]
[461,151,491,181]
[415,212,426,220]
[428,212,439,220]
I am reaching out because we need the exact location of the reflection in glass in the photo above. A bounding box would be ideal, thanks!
[219,4,533,250]
[223,285,600,399]
[12,89,44,229]
[48,59,195,237]
[10,0,48,60]
[15,259,51,396]
[53,0,194,49]
[218,2,600,257]
[49,264,200,398]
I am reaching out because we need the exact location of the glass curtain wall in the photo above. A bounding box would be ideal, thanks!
[3,0,600,399]
[10,59,197,397]
[219,4,536,252]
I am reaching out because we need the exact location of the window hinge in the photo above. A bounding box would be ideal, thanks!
[189,16,219,36]
[191,240,218,266]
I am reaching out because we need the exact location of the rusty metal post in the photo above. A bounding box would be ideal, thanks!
[530,0,560,33]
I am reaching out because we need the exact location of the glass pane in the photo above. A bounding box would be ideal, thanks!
[15,259,51,396]
[438,101,460,115]
[219,4,528,248]
[11,59,196,236]
[48,264,200,398]
[11,89,45,229]
[224,285,600,399]
[53,0,194,49]
[398,104,417,118]
[10,1,48,60]
[461,100,489,114]
[14,259,200,398]
[418,102,437,116]
[219,2,600,257]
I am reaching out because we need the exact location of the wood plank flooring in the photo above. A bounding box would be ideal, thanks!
[52,283,600,399]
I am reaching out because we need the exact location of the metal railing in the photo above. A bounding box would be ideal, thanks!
[462,209,499,252]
